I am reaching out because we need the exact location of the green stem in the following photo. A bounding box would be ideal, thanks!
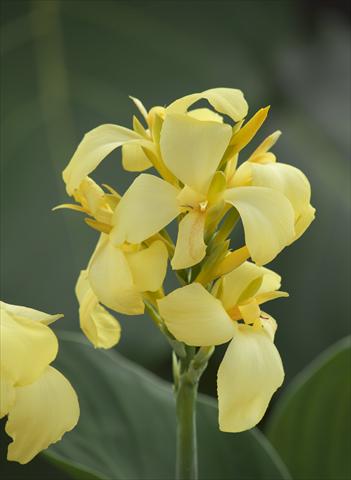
[176,365,198,480]
[174,345,214,480]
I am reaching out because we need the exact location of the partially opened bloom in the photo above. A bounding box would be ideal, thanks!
[231,131,316,240]
[87,234,168,316]
[0,301,79,463]
[158,262,287,432]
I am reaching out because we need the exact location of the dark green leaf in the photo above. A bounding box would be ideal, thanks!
[44,332,291,480]
[267,337,351,480]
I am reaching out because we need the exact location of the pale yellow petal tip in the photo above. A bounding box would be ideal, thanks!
[44,313,64,326]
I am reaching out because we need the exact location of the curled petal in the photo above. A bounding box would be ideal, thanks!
[160,114,231,194]
[218,326,284,432]
[158,283,235,346]
[63,124,152,195]
[167,88,248,122]
[251,162,312,219]
[224,186,295,265]
[171,211,206,270]
[6,366,79,464]
[88,235,144,315]
[122,143,152,172]
[220,262,265,310]
[111,174,179,245]
[126,240,168,292]
[76,271,121,349]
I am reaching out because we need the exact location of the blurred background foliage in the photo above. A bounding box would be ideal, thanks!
[1,0,350,478]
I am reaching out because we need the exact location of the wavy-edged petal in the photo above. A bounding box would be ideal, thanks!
[167,88,248,122]
[218,326,284,432]
[111,174,179,245]
[160,114,231,193]
[0,309,58,386]
[224,186,295,265]
[126,240,168,292]
[6,366,79,464]
[0,376,15,418]
[88,235,144,315]
[63,124,151,195]
[122,143,152,172]
[76,270,121,349]
[171,211,206,270]
[158,283,235,346]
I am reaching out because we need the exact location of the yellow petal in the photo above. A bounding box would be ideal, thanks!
[256,266,282,295]
[76,177,113,224]
[220,261,265,310]
[171,211,206,270]
[251,162,311,217]
[238,299,261,324]
[63,124,151,195]
[187,108,223,123]
[230,107,270,153]
[160,114,231,193]
[111,174,179,245]
[0,376,15,418]
[126,240,168,292]
[122,143,152,172]
[251,162,315,240]
[88,235,144,315]
[129,95,148,120]
[218,327,284,432]
[158,283,235,346]
[76,271,121,349]
[167,88,248,122]
[6,366,79,464]
[294,204,316,241]
[213,246,250,278]
[0,306,58,386]
[248,130,281,161]
[224,186,295,265]
[255,290,289,305]
[0,301,62,326]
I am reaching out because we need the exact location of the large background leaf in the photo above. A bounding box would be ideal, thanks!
[267,337,351,480]
[41,332,290,480]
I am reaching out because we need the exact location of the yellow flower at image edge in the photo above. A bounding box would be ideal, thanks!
[0,301,79,464]
[158,262,287,432]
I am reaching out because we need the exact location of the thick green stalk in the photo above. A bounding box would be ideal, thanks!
[174,345,213,480]
[175,365,198,480]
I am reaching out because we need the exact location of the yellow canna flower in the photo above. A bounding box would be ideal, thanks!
[0,301,79,464]
[83,233,168,318]
[110,90,297,268]
[231,131,316,241]
[157,262,287,432]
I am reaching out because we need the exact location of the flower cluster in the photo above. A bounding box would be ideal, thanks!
[60,88,315,432]
[0,302,79,463]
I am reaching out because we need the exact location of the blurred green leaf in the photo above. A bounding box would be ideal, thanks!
[44,332,291,480]
[266,336,351,480]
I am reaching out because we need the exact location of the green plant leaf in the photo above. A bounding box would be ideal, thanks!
[43,331,291,480]
[266,336,351,480]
